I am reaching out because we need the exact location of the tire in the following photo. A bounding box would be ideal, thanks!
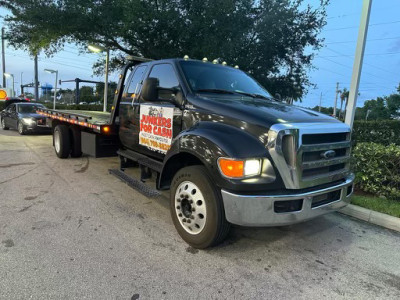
[1,118,9,130]
[70,127,82,158]
[17,121,26,135]
[170,165,230,249]
[54,124,71,158]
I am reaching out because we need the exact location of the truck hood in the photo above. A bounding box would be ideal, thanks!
[189,94,339,127]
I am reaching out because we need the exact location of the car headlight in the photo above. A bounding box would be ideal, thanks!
[22,117,36,125]
[217,158,262,178]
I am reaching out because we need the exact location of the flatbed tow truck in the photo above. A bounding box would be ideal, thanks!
[38,56,354,248]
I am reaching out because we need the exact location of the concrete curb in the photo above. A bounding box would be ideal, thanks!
[339,204,400,233]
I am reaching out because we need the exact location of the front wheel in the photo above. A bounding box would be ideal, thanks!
[17,121,25,135]
[1,118,9,130]
[170,165,230,249]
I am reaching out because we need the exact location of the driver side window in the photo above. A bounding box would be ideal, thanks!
[125,65,148,100]
[148,64,179,101]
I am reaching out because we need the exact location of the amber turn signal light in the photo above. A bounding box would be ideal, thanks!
[218,158,244,178]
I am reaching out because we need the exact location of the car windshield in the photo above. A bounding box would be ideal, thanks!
[18,104,44,113]
[179,61,272,99]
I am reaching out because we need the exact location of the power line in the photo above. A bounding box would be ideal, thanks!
[326,35,400,45]
[316,55,398,84]
[325,20,400,32]
[326,5,400,20]
[319,51,400,57]
[8,52,94,72]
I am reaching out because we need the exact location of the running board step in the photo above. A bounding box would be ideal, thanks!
[117,149,163,173]
[109,169,161,198]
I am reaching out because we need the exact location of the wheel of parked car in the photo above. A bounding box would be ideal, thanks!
[170,165,230,249]
[1,118,9,130]
[17,121,26,135]
[54,124,71,159]
[70,126,82,158]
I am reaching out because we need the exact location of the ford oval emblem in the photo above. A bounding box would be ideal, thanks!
[321,150,336,159]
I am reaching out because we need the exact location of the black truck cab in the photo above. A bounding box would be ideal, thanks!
[40,57,354,249]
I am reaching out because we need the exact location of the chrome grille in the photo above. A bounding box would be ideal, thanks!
[268,122,352,189]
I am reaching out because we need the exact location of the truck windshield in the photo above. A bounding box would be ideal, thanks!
[179,61,272,99]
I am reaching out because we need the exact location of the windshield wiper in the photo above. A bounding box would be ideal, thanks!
[195,89,237,94]
[232,91,271,100]
[196,89,271,100]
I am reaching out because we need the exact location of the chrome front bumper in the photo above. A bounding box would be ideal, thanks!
[221,174,354,226]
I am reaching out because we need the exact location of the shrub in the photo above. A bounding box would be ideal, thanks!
[352,120,400,146]
[352,142,400,201]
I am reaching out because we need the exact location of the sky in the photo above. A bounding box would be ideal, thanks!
[0,0,400,108]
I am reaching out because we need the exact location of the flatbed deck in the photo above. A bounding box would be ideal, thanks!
[56,110,111,125]
[37,108,113,133]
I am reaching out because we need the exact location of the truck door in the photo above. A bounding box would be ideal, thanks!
[134,63,183,160]
[119,65,148,150]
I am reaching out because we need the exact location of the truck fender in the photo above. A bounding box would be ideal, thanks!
[158,121,269,189]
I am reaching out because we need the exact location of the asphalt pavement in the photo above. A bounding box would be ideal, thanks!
[1,129,399,299]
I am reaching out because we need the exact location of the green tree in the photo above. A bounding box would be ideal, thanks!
[95,81,118,102]
[386,93,400,119]
[79,86,95,103]
[1,0,329,100]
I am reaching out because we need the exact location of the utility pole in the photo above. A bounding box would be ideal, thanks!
[319,92,322,112]
[103,49,110,112]
[34,54,39,101]
[333,82,339,117]
[1,27,6,88]
[20,72,23,95]
[345,0,372,128]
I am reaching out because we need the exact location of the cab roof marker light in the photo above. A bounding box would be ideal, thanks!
[183,55,189,60]
[234,65,239,69]
[222,61,227,66]
[202,57,208,62]
[212,59,218,64]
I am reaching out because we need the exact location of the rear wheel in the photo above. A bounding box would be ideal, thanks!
[1,118,9,130]
[70,127,82,158]
[170,165,230,249]
[17,121,25,135]
[54,124,71,158]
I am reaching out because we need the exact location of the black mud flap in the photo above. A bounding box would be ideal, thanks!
[109,169,161,198]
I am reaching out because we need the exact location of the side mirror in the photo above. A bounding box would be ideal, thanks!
[141,77,159,102]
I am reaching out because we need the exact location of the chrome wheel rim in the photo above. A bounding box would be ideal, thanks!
[54,130,61,153]
[18,122,23,134]
[175,181,207,235]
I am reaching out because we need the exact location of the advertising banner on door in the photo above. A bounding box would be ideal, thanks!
[139,104,173,154]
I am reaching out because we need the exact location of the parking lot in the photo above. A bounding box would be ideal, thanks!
[0,130,399,299]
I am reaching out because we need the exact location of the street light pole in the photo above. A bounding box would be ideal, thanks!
[1,27,5,88]
[104,49,109,112]
[88,44,109,112]
[54,71,58,110]
[4,73,14,96]
[44,69,58,109]
[20,72,23,96]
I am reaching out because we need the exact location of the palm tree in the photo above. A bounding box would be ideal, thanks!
[340,88,349,119]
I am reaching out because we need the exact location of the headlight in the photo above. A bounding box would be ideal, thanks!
[22,118,36,125]
[218,157,262,179]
